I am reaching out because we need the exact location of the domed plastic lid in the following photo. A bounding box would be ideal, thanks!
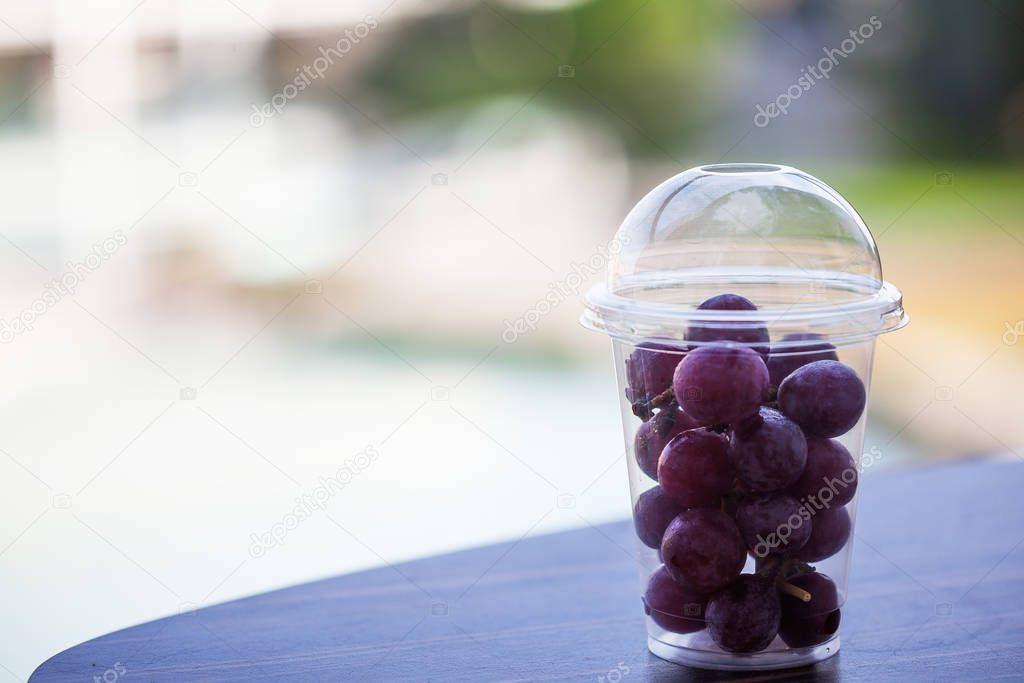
[582,164,907,348]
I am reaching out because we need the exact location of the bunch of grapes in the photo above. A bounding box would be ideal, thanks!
[629,294,859,654]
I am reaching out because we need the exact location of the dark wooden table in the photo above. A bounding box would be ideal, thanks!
[32,461,1024,682]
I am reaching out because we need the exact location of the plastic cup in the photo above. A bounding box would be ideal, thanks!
[581,164,907,670]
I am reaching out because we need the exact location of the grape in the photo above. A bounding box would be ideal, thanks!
[626,343,683,403]
[735,493,811,558]
[728,407,807,492]
[633,486,684,549]
[778,360,866,438]
[791,438,858,508]
[797,506,851,562]
[673,343,769,424]
[687,294,770,354]
[706,574,781,653]
[658,429,732,508]
[661,508,746,593]
[766,333,838,389]
[699,293,758,311]
[643,565,707,634]
[779,572,841,647]
[634,408,702,480]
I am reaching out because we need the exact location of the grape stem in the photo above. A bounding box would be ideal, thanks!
[780,558,815,580]
[630,387,676,420]
[650,387,675,408]
[755,556,780,577]
[776,577,812,603]
[758,557,818,604]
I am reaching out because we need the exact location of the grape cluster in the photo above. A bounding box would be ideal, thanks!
[628,294,863,653]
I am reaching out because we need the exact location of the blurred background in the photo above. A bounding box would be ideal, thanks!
[1,0,1021,677]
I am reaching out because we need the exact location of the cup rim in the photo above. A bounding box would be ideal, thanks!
[581,280,907,349]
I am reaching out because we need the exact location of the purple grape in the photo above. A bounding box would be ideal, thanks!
[778,360,866,438]
[633,486,685,549]
[687,294,770,353]
[790,438,858,508]
[626,343,683,403]
[728,407,807,492]
[634,408,702,480]
[706,574,781,653]
[797,506,851,562]
[643,565,708,634]
[658,429,732,508]
[661,508,746,593]
[779,572,841,647]
[735,493,812,558]
[673,343,769,425]
[766,333,838,389]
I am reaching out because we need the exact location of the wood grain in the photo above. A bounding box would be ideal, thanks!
[31,461,1024,681]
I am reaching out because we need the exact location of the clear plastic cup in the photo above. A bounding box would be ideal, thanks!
[581,164,907,670]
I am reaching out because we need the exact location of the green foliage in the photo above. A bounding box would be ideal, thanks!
[357,0,734,153]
